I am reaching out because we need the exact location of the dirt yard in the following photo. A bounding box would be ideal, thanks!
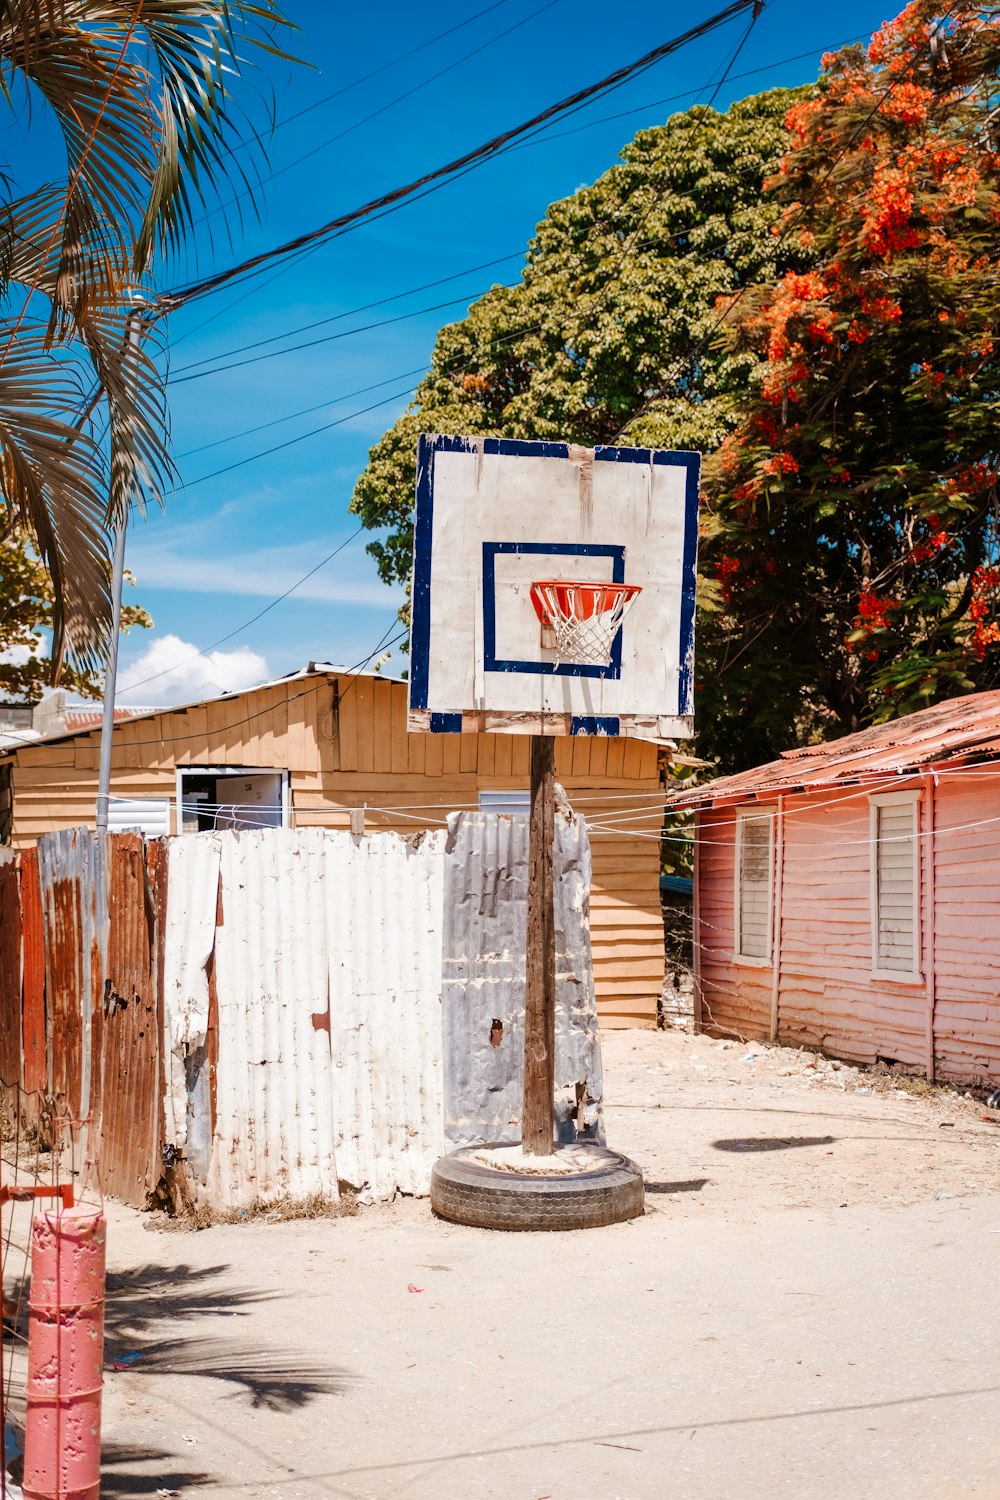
[44,1031,1000,1497]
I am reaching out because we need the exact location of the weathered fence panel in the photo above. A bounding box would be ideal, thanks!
[100,835,160,1206]
[19,846,46,1102]
[441,809,604,1147]
[2,814,605,1210]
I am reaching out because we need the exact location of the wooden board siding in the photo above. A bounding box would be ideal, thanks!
[2,674,665,1025]
[696,805,771,1038]
[771,790,926,1068]
[699,775,1000,1086]
[932,772,1000,1085]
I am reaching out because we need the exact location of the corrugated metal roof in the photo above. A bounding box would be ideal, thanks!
[671,689,1000,806]
[0,664,401,756]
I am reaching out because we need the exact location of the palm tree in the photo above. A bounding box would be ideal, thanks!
[0,1,293,676]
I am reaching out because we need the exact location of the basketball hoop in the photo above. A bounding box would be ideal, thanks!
[530,579,642,668]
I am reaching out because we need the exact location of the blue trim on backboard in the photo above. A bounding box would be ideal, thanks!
[671,453,701,714]
[429,712,462,733]
[483,542,626,679]
[408,434,701,727]
[571,716,620,737]
[482,437,570,460]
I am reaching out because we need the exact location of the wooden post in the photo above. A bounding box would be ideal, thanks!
[523,734,556,1155]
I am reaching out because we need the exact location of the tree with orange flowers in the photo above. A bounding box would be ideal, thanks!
[698,1,1000,768]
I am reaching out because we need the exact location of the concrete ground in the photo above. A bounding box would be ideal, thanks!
[25,1030,1000,1498]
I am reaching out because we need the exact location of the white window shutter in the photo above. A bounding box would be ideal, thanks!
[737,810,772,960]
[874,799,918,973]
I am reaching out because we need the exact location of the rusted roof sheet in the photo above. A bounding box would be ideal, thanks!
[672,689,1000,806]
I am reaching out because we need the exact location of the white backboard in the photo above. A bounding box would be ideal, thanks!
[408,435,699,738]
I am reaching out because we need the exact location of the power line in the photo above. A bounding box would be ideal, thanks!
[172,382,421,492]
[155,0,763,314]
[169,251,525,378]
[502,31,877,155]
[165,29,866,373]
[115,528,368,695]
[616,1,966,437]
[167,282,517,385]
[175,366,429,459]
[199,0,564,232]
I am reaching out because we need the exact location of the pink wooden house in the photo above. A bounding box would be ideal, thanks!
[671,691,1000,1086]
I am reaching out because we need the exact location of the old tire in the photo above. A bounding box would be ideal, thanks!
[430,1144,644,1231]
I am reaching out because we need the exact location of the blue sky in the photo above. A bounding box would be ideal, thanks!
[49,0,896,702]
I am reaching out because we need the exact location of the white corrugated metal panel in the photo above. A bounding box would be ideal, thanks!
[162,834,222,1149]
[210,828,339,1206]
[325,830,446,1200]
[108,797,171,838]
[478,790,530,817]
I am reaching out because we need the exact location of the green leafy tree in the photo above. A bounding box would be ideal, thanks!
[0,531,150,700]
[351,88,812,598]
[704,1,1000,765]
[0,2,293,678]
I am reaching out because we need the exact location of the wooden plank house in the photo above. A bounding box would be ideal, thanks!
[670,691,1000,1084]
[0,665,667,1026]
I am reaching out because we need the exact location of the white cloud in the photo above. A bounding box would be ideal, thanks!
[117,634,269,707]
[0,636,44,666]
[126,531,400,607]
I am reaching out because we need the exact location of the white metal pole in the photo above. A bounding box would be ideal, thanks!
[95,312,141,835]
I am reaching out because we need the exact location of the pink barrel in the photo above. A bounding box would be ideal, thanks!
[24,1207,105,1500]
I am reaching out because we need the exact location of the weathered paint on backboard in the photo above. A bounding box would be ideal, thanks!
[409,434,699,738]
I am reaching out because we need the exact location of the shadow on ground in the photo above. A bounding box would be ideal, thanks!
[103,1262,354,1410]
[101,1443,214,1498]
[711,1136,836,1153]
[643,1178,709,1195]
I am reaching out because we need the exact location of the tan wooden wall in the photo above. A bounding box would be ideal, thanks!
[2,674,665,1025]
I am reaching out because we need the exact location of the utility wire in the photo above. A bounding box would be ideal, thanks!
[616,1,965,437]
[115,528,369,696]
[155,0,763,313]
[198,0,564,231]
[170,252,525,377]
[167,283,517,384]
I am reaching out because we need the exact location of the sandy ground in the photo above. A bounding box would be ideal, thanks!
[12,1029,1000,1499]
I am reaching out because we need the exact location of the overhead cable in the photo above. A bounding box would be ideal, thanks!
[155,0,763,314]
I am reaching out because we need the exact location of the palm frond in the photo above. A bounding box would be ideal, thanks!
[0,326,111,674]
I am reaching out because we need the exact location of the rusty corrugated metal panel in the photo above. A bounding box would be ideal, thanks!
[100,834,160,1206]
[441,810,604,1148]
[0,848,21,1090]
[19,846,46,1099]
[672,689,1000,805]
[37,827,94,1119]
[325,827,447,1200]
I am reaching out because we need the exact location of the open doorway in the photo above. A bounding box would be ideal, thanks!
[176,767,288,833]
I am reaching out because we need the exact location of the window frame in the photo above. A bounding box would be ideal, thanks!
[869,788,922,984]
[733,802,776,968]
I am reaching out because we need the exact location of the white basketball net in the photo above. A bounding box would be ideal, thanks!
[533,582,639,668]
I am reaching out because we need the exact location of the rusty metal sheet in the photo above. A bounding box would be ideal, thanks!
[37,827,94,1121]
[0,848,21,1091]
[100,834,160,1206]
[670,688,1000,805]
[441,809,605,1149]
[19,845,46,1100]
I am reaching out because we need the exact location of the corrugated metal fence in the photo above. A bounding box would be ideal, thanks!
[0,813,602,1210]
